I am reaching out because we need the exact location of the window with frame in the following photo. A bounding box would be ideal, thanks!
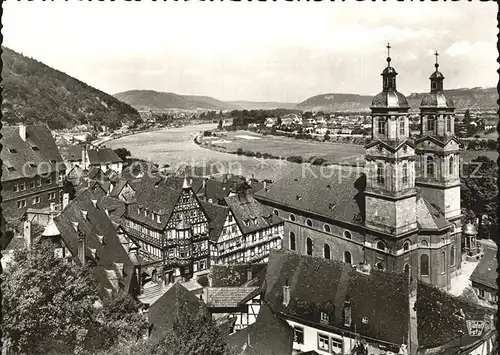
[36,179,42,187]
[306,219,313,227]
[344,230,352,239]
[331,338,343,353]
[426,156,434,177]
[289,232,296,251]
[344,251,352,264]
[273,209,279,216]
[441,252,446,274]
[48,192,56,200]
[293,326,304,344]
[20,182,26,191]
[446,116,452,132]
[450,245,456,266]
[32,196,41,205]
[320,312,329,323]
[289,214,296,222]
[376,262,384,270]
[403,241,410,251]
[228,214,233,223]
[420,240,429,247]
[306,238,313,256]
[378,120,385,135]
[449,156,454,176]
[17,199,27,209]
[399,119,405,136]
[324,244,331,259]
[420,254,429,276]
[376,163,385,184]
[402,163,408,185]
[427,116,435,131]
[376,241,386,251]
[318,334,329,351]
[30,181,36,189]
[324,224,331,233]
[13,184,19,192]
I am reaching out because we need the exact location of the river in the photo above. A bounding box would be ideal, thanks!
[106,123,299,181]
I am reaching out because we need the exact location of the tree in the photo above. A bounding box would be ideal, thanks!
[114,148,132,162]
[62,179,77,200]
[461,156,497,239]
[218,119,223,129]
[2,242,147,355]
[156,305,228,355]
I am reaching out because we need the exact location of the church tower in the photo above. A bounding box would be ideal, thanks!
[415,51,461,223]
[365,44,418,237]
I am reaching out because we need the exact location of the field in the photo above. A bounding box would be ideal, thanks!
[203,130,365,163]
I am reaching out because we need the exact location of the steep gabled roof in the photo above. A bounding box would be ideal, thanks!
[225,194,283,235]
[211,263,268,287]
[205,287,259,308]
[148,282,206,341]
[53,189,135,297]
[177,164,220,177]
[201,202,230,242]
[227,302,293,355]
[254,165,366,227]
[87,147,122,164]
[1,125,65,181]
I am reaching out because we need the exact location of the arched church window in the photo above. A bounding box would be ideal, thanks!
[427,116,435,131]
[403,241,410,251]
[446,116,452,132]
[324,244,331,259]
[404,263,410,274]
[420,254,429,276]
[450,245,456,266]
[441,252,446,274]
[273,209,279,216]
[376,262,384,270]
[306,238,313,256]
[426,156,434,178]
[378,120,385,135]
[376,163,385,184]
[420,240,428,247]
[344,251,352,265]
[289,232,296,251]
[449,156,454,176]
[289,214,296,222]
[402,163,408,185]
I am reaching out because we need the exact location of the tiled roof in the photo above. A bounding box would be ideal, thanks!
[211,263,268,287]
[225,194,283,235]
[201,202,229,242]
[87,147,122,164]
[420,92,455,109]
[1,125,65,181]
[88,166,104,180]
[371,90,409,109]
[264,250,494,351]
[109,179,130,198]
[98,196,127,223]
[119,161,159,182]
[470,248,498,291]
[53,189,136,297]
[416,196,451,231]
[254,165,365,226]
[205,287,259,308]
[148,282,206,341]
[60,144,83,162]
[264,250,409,347]
[227,302,293,355]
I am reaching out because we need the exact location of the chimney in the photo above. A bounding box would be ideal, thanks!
[263,181,267,190]
[203,178,207,200]
[77,229,86,266]
[343,298,352,327]
[408,267,418,355]
[19,124,27,141]
[247,269,253,282]
[24,220,32,250]
[62,193,70,210]
[282,280,290,307]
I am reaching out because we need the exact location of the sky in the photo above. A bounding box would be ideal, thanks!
[3,1,497,103]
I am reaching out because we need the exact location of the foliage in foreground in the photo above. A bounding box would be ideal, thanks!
[1,242,147,355]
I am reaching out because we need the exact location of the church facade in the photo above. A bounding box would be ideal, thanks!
[255,47,462,290]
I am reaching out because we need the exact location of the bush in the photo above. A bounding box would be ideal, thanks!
[287,155,303,164]
[236,148,243,155]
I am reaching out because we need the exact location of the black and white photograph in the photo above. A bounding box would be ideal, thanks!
[0,1,498,355]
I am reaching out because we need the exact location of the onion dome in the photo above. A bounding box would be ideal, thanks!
[463,223,478,236]
[371,44,409,109]
[420,51,454,109]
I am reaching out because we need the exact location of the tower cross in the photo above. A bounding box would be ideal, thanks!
[386,43,391,57]
[434,50,439,65]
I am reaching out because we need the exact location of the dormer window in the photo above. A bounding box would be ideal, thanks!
[8,148,17,154]
[320,312,329,324]
[156,214,161,223]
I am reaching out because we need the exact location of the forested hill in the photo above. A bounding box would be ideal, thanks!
[297,87,498,112]
[1,47,140,129]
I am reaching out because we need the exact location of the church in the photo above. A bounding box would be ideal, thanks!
[255,46,462,290]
